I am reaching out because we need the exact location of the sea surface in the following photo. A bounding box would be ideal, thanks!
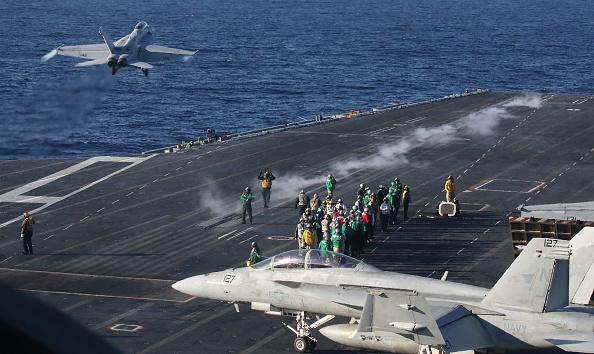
[1,0,593,160]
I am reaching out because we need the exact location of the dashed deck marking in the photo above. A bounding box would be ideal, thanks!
[0,155,157,229]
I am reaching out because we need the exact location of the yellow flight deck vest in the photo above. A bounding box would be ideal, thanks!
[302,229,314,246]
[262,178,271,189]
[445,180,456,193]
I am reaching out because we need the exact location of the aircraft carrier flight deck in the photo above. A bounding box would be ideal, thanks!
[0,91,592,353]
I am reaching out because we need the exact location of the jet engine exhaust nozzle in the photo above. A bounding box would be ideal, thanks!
[107,57,117,68]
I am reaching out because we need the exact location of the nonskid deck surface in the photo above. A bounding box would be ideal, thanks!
[0,91,592,353]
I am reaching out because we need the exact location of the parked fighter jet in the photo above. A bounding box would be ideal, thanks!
[172,230,594,353]
[55,22,196,76]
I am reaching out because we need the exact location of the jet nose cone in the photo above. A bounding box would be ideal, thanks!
[171,275,207,297]
[171,277,193,295]
[171,281,181,292]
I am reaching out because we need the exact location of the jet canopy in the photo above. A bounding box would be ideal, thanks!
[135,21,148,30]
[252,249,379,271]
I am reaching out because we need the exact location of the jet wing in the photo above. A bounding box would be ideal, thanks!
[356,291,445,346]
[138,45,197,62]
[57,44,109,60]
[75,58,107,67]
[129,61,154,69]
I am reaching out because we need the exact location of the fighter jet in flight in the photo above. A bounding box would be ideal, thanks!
[55,22,196,76]
[172,230,594,353]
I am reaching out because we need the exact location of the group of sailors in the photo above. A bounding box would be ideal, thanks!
[294,176,411,259]
[247,172,457,263]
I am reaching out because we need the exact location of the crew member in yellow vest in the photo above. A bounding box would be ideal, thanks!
[257,170,276,208]
[402,186,411,220]
[445,175,457,202]
[301,223,315,249]
[21,212,35,255]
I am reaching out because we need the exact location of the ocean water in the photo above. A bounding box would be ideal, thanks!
[1,0,593,160]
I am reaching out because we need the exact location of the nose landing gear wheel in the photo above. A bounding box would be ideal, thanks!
[294,337,309,352]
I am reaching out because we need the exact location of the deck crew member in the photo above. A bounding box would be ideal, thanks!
[310,193,322,211]
[248,242,262,265]
[21,212,35,255]
[257,170,276,208]
[326,174,337,198]
[241,187,253,224]
[295,190,310,215]
[393,178,403,219]
[402,185,411,220]
[445,175,457,202]
[319,233,332,251]
[379,197,392,232]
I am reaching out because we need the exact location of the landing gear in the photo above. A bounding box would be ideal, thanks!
[418,345,447,354]
[294,337,310,353]
[142,68,149,76]
[282,312,334,352]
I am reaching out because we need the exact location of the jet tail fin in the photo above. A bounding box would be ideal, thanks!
[569,227,594,305]
[481,238,570,313]
[99,27,115,54]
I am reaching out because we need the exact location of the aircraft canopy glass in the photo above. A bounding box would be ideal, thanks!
[251,249,362,270]
[136,22,147,30]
